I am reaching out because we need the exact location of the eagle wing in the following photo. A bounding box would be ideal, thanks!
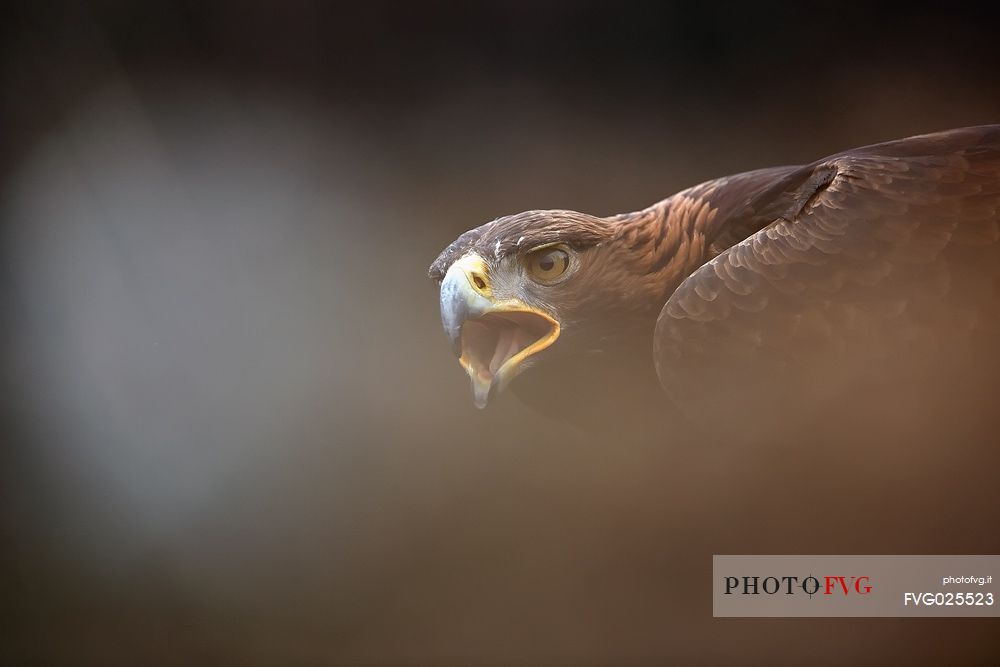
[653,126,1000,426]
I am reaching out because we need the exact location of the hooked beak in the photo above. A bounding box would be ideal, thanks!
[439,254,560,408]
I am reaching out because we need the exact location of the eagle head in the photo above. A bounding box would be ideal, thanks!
[428,210,665,410]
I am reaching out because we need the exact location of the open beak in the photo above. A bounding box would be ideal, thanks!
[439,254,560,408]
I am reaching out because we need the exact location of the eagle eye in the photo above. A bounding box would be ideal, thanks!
[525,245,571,284]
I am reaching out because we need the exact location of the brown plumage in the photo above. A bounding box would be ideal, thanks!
[429,126,1000,431]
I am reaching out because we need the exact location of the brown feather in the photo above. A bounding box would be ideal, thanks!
[654,125,1000,428]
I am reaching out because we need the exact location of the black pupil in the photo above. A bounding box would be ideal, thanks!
[539,256,555,271]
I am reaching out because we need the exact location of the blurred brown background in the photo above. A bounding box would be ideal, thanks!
[2,2,999,665]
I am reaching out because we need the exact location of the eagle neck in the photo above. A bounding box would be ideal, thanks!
[606,194,714,303]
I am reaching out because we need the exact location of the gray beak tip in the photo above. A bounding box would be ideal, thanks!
[472,380,492,409]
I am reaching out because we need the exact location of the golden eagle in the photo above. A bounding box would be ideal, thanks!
[429,126,1000,430]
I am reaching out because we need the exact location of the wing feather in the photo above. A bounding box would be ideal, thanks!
[654,127,1000,427]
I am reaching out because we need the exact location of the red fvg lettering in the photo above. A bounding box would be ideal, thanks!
[824,576,872,595]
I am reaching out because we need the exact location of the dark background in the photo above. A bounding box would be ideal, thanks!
[2,2,998,665]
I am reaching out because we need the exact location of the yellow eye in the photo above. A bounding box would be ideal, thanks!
[526,246,571,284]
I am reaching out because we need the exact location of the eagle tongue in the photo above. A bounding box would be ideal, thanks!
[489,323,521,375]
